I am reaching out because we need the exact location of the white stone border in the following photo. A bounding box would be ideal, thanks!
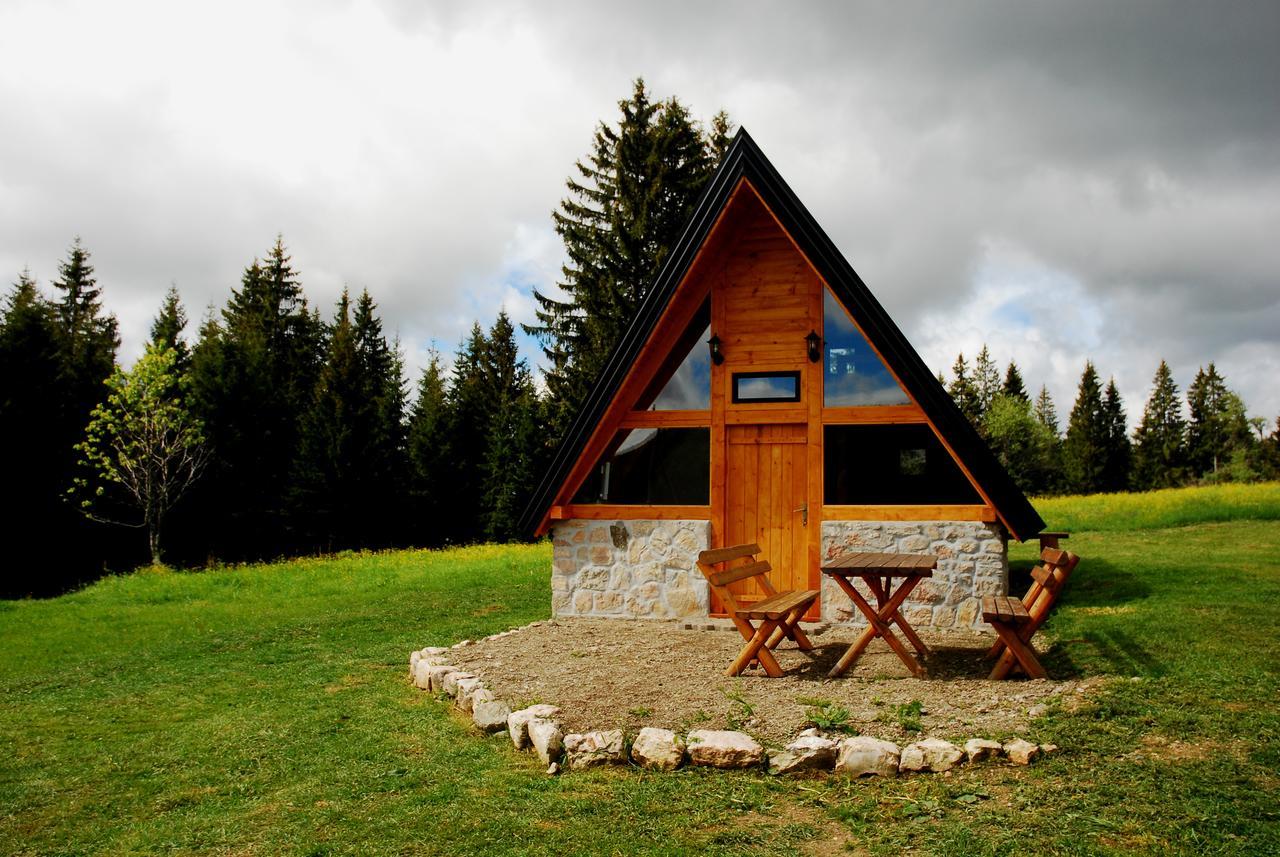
[408,635,1059,775]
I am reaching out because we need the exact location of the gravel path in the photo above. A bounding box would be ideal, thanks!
[450,618,1100,746]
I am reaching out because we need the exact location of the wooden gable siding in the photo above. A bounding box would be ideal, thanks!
[536,177,1002,538]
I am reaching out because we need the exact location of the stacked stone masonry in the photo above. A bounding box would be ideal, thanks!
[551,518,1006,631]
[551,520,712,620]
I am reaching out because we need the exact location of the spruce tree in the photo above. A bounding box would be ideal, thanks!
[947,353,981,426]
[0,271,73,594]
[527,79,729,436]
[407,349,452,545]
[150,285,190,372]
[51,239,120,433]
[187,237,323,560]
[1062,362,1107,494]
[1185,363,1249,479]
[1033,385,1060,437]
[1100,378,1132,491]
[1132,360,1186,489]
[444,323,493,543]
[479,312,541,541]
[973,345,1001,420]
[1002,361,1029,402]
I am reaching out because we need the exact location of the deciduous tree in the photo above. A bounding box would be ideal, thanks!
[70,344,208,565]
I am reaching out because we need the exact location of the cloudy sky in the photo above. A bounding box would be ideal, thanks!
[2,0,1277,426]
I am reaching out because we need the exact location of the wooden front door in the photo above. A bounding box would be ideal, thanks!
[717,422,817,618]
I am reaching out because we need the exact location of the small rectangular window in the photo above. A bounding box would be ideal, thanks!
[732,371,801,404]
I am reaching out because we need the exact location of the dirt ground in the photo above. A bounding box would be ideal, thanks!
[450,618,1101,747]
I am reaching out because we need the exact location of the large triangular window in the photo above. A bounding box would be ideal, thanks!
[823,289,910,406]
[634,298,711,411]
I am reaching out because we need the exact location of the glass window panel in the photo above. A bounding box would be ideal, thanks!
[732,372,801,403]
[636,300,711,411]
[823,289,911,406]
[572,427,710,505]
[824,424,982,504]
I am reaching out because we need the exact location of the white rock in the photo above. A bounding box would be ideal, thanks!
[687,730,764,769]
[899,738,964,773]
[1004,738,1041,765]
[507,704,561,750]
[834,736,900,777]
[441,671,476,697]
[564,730,626,768]
[411,659,433,689]
[426,665,457,692]
[472,699,512,733]
[963,738,1004,763]
[1028,703,1048,718]
[421,646,449,657]
[454,677,485,713]
[546,761,560,776]
[1039,743,1060,755]
[527,718,564,766]
[409,651,421,676]
[769,734,839,774]
[630,727,685,771]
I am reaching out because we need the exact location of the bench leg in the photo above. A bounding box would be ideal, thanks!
[766,606,814,651]
[727,619,782,677]
[987,623,1046,680]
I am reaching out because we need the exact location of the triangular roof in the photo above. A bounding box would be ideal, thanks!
[520,129,1045,541]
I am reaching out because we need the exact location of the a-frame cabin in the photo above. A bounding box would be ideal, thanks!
[522,129,1045,631]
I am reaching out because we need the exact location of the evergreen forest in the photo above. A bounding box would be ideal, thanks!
[3,79,1278,596]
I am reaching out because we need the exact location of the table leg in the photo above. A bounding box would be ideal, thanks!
[827,576,925,678]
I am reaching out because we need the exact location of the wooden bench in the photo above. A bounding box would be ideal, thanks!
[982,546,1080,680]
[696,543,819,677]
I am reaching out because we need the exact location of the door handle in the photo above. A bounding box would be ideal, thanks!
[794,503,808,526]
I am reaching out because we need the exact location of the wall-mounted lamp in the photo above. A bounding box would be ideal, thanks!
[707,333,724,365]
[805,330,822,363]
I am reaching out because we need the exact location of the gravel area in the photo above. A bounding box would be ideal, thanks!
[450,618,1101,747]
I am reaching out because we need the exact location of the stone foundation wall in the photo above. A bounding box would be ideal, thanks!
[551,520,712,620]
[821,521,1008,632]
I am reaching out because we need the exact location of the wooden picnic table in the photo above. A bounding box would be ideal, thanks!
[821,552,938,678]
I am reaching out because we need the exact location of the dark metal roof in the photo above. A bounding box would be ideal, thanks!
[519,128,1045,541]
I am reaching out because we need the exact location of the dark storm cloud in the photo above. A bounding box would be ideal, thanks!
[2,0,1277,418]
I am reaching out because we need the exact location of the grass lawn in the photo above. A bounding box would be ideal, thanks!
[2,486,1279,855]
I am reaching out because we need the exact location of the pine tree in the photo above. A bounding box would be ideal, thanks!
[1033,385,1060,437]
[51,239,120,434]
[1185,363,1250,479]
[150,285,190,372]
[947,353,981,426]
[187,237,323,560]
[0,271,75,594]
[480,313,541,541]
[352,289,408,546]
[1002,361,1029,402]
[527,79,729,436]
[444,323,493,543]
[1132,360,1186,489]
[1062,362,1107,494]
[1100,378,1132,491]
[973,345,1001,419]
[407,349,452,545]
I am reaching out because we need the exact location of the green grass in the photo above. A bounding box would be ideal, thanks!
[1033,480,1280,533]
[2,489,1279,854]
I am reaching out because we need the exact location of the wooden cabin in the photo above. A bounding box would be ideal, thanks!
[521,130,1045,631]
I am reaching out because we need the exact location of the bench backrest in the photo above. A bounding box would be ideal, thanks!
[1021,547,1080,631]
[696,543,778,613]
